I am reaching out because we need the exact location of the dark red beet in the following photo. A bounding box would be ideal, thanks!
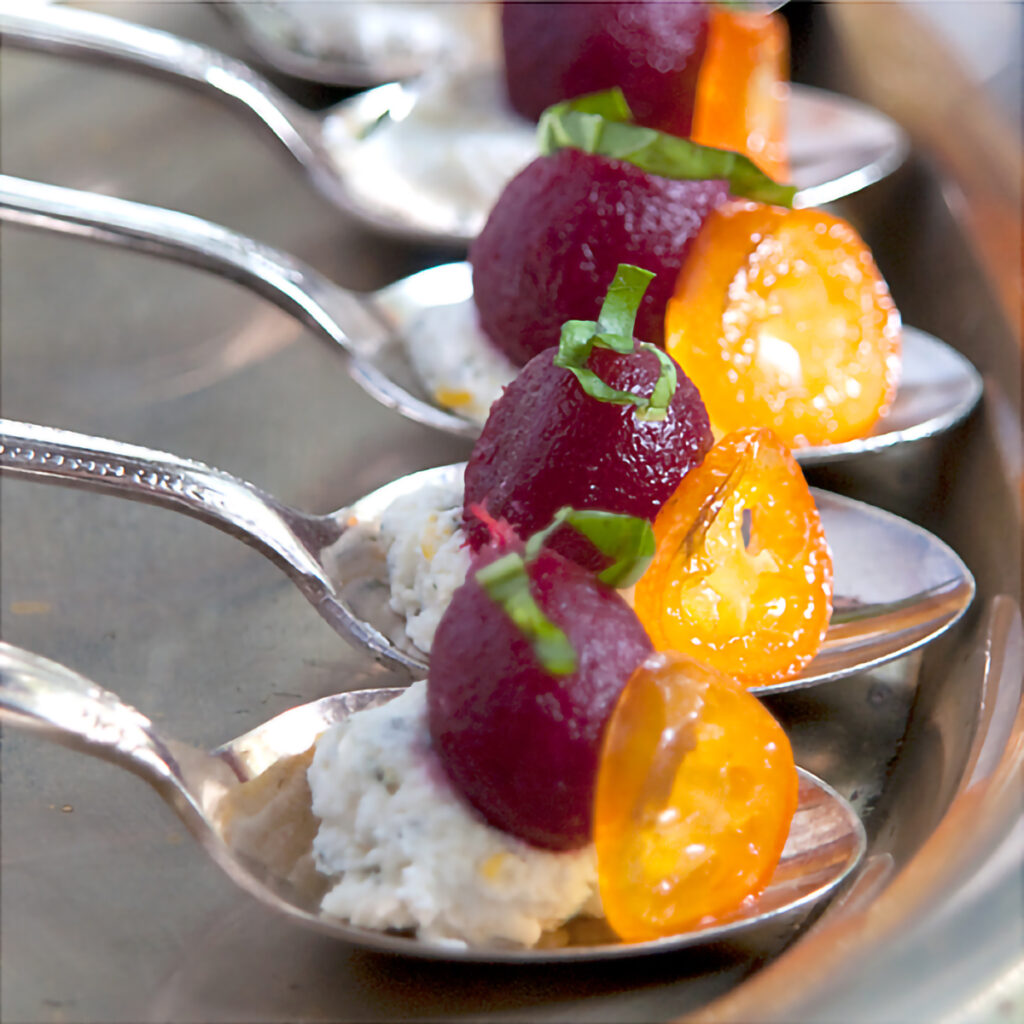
[463,342,713,561]
[501,1,709,138]
[470,150,729,365]
[428,545,653,850]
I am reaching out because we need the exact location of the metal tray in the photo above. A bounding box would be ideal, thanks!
[1,3,1020,1022]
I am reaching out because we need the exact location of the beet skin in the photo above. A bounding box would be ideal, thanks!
[501,0,710,138]
[428,546,654,850]
[463,341,713,562]
[470,150,729,365]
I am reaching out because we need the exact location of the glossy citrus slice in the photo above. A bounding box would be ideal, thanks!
[665,200,902,449]
[634,428,832,686]
[594,651,798,942]
[691,8,790,181]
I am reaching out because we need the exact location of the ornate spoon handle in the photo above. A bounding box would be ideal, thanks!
[0,419,336,596]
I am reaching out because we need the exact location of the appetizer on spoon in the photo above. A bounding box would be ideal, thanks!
[0,4,907,245]
[0,419,974,691]
[0,632,865,959]
[0,174,982,462]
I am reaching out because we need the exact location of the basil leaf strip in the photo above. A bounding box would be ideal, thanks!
[475,553,577,676]
[538,88,796,208]
[525,507,656,589]
[554,263,676,421]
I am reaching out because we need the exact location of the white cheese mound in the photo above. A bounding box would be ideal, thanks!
[308,682,600,949]
[379,483,471,653]
[379,480,637,656]
[406,298,517,424]
[323,65,537,242]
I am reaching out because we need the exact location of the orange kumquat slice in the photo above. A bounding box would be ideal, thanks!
[594,652,798,942]
[691,7,790,182]
[634,428,833,687]
[665,200,902,449]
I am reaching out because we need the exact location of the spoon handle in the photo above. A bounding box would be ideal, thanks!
[0,5,331,188]
[0,641,215,831]
[0,174,387,361]
[0,418,338,603]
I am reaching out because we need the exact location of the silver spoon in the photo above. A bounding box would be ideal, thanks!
[0,419,975,693]
[0,4,909,245]
[0,641,866,962]
[0,174,984,464]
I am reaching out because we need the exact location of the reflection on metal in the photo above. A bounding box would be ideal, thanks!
[687,598,1024,1023]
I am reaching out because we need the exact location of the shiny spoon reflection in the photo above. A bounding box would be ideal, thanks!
[0,641,866,962]
[0,421,975,692]
[0,4,909,245]
[0,175,983,463]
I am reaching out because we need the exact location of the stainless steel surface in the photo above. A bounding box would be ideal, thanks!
[1,4,910,246]
[0,2,1020,1022]
[0,421,975,688]
[0,176,982,460]
[0,642,866,963]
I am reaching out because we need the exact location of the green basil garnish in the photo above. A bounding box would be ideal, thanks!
[475,553,577,676]
[525,507,656,588]
[538,87,796,208]
[554,263,677,421]
[474,505,656,674]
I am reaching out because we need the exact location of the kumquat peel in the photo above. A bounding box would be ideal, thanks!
[634,428,833,687]
[665,201,902,449]
[691,6,791,182]
[594,652,799,943]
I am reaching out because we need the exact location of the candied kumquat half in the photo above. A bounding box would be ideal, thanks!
[665,201,902,449]
[691,7,790,181]
[594,651,798,942]
[634,428,832,687]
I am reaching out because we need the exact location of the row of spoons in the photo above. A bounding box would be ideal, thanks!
[0,407,973,958]
[0,2,982,965]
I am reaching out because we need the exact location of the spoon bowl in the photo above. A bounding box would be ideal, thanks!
[1,5,909,246]
[0,175,984,461]
[0,421,975,693]
[0,641,866,961]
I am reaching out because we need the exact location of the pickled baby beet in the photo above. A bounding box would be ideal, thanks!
[427,543,654,851]
[462,341,713,563]
[501,1,710,138]
[470,149,729,365]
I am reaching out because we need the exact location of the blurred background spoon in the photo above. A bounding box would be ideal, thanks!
[0,4,909,246]
[0,640,865,961]
[214,1,788,89]
[0,174,983,464]
[0,420,975,691]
